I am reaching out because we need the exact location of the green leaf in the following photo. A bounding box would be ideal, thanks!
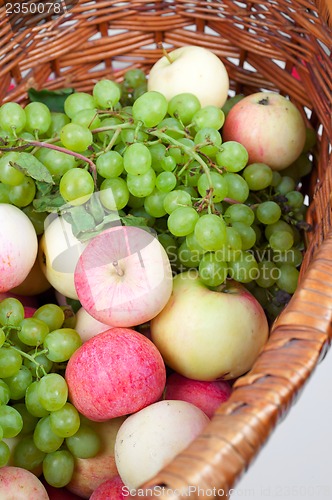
[35,180,54,197]
[33,193,65,213]
[87,194,106,225]
[69,206,96,234]
[121,214,150,228]
[28,88,75,113]
[12,152,54,184]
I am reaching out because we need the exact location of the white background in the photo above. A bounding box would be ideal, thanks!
[230,347,332,500]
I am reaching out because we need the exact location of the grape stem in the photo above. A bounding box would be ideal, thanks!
[5,343,48,378]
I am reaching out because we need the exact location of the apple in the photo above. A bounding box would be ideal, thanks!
[164,372,232,418]
[90,475,126,499]
[65,327,166,421]
[0,292,39,308]
[150,270,269,381]
[0,466,49,499]
[74,225,173,328]
[0,204,38,292]
[11,253,51,296]
[222,91,306,170]
[147,45,229,108]
[74,306,111,343]
[66,417,126,498]
[38,214,87,300]
[114,399,209,490]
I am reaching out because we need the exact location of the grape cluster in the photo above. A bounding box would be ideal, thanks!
[0,68,314,320]
[0,297,101,488]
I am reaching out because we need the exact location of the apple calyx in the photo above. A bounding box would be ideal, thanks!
[258,97,269,105]
[112,260,124,277]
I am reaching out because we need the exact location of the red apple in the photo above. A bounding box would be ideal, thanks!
[164,372,232,418]
[65,328,166,421]
[0,467,49,499]
[90,475,126,499]
[222,91,306,170]
[151,271,269,381]
[74,225,173,328]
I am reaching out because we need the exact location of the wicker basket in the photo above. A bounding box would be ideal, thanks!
[1,1,331,498]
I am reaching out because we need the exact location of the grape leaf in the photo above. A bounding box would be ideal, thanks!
[121,214,150,228]
[87,194,106,225]
[11,152,54,184]
[28,88,75,113]
[33,193,65,212]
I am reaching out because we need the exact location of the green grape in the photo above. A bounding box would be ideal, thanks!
[0,347,22,378]
[275,175,296,195]
[35,147,76,177]
[285,190,304,209]
[276,264,299,294]
[281,154,312,180]
[194,213,227,251]
[243,163,273,190]
[0,151,25,186]
[273,248,303,267]
[60,123,93,153]
[93,79,121,109]
[25,381,49,418]
[144,189,167,218]
[132,91,168,127]
[0,441,10,467]
[225,226,242,250]
[231,222,256,250]
[64,92,96,119]
[23,350,52,379]
[158,233,177,256]
[182,161,201,187]
[98,117,123,144]
[100,177,129,210]
[44,328,82,362]
[47,112,70,137]
[0,327,4,348]
[168,138,194,165]
[194,127,222,157]
[256,261,279,288]
[186,231,206,254]
[124,68,147,89]
[24,102,52,135]
[197,171,228,203]
[123,142,152,175]
[34,415,64,453]
[127,193,145,208]
[3,365,32,400]
[96,151,124,178]
[0,380,10,405]
[18,317,49,347]
[50,403,80,438]
[178,184,197,198]
[199,252,228,287]
[215,141,248,172]
[66,424,101,458]
[9,176,36,208]
[0,102,26,133]
[265,219,294,241]
[167,93,201,125]
[120,127,149,145]
[7,298,28,328]
[33,304,65,332]
[167,207,199,237]
[43,449,75,488]
[192,105,225,130]
[163,189,192,214]
[72,109,101,130]
[0,405,23,438]
[13,435,46,470]
[223,172,249,203]
[224,203,255,226]
[12,403,39,435]
[148,143,167,173]
[130,206,155,227]
[22,205,47,235]
[256,201,282,225]
[59,168,94,205]
[271,171,282,187]
[0,183,10,203]
[221,94,245,117]
[177,241,200,269]
[228,251,259,283]
[269,231,294,251]
[155,171,177,193]
[157,116,184,139]
[126,168,156,197]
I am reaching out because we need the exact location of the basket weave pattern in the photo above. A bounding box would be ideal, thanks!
[1,1,331,497]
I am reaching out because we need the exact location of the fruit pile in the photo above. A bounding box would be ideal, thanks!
[0,45,315,497]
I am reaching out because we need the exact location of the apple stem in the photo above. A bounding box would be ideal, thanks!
[112,260,124,276]
[158,42,172,64]
[258,97,269,105]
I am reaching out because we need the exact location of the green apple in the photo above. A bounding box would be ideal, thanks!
[147,45,229,107]
[150,270,269,381]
